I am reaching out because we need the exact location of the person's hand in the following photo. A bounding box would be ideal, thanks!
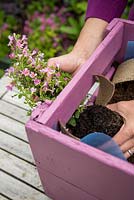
[47,51,86,74]
[107,100,134,158]
[48,18,108,74]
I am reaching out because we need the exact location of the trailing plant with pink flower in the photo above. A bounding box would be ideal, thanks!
[6,33,71,113]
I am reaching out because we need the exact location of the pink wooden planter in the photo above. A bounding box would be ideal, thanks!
[26,19,134,200]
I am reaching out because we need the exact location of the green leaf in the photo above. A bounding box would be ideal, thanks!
[68,117,76,127]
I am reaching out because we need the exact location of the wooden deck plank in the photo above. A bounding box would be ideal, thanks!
[0,195,9,200]
[0,171,51,200]
[0,76,11,98]
[0,77,52,200]
[0,114,28,142]
[0,130,34,164]
[2,90,30,110]
[0,100,29,124]
[0,149,43,191]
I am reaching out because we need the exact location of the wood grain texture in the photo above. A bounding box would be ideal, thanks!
[0,100,29,124]
[0,149,43,191]
[0,171,51,200]
[0,114,27,142]
[0,76,11,98]
[2,90,30,110]
[0,130,34,163]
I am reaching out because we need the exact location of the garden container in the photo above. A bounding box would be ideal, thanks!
[26,19,134,200]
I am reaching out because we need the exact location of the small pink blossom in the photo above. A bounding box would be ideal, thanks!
[45,99,52,105]
[41,67,55,75]
[22,35,27,41]
[23,47,29,57]
[6,82,15,91]
[8,35,14,46]
[64,77,69,81]
[39,69,46,73]
[46,18,54,26]
[32,50,37,56]
[55,72,61,77]
[30,72,37,79]
[21,68,30,76]
[9,53,15,59]
[30,87,37,93]
[36,65,41,69]
[2,23,8,31]
[34,79,41,86]
[5,67,15,76]
[40,24,45,31]
[16,39,23,48]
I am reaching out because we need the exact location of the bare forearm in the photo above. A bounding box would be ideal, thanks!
[72,18,108,60]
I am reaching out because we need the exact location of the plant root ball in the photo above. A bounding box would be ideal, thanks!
[68,105,124,139]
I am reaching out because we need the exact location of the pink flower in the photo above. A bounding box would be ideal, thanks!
[64,77,69,81]
[55,72,61,77]
[42,81,48,91]
[21,68,30,76]
[45,99,52,105]
[39,69,46,73]
[30,87,37,93]
[32,50,37,56]
[9,53,15,59]
[30,72,37,79]
[8,35,14,46]
[40,24,45,31]
[22,35,27,41]
[40,67,55,75]
[6,82,15,91]
[5,67,15,76]
[34,79,41,86]
[2,23,8,31]
[16,39,23,48]
[46,18,54,26]
[22,47,29,57]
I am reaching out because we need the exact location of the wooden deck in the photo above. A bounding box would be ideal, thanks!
[0,76,51,200]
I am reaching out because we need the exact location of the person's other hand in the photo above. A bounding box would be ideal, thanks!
[107,100,134,158]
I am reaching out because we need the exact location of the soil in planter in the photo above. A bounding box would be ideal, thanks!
[67,80,134,163]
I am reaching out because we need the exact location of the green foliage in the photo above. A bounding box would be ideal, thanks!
[122,0,133,19]
[0,9,17,65]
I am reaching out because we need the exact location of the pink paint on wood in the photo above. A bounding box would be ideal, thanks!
[26,121,134,200]
[39,169,98,200]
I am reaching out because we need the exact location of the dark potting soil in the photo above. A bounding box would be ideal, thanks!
[67,105,124,139]
[67,80,134,163]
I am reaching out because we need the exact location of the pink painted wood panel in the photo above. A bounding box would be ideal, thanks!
[26,19,134,200]
[26,121,134,200]
[39,169,98,200]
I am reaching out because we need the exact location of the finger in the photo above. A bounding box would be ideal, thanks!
[113,125,132,146]
[107,103,118,112]
[120,137,134,153]
[124,148,134,158]
[47,57,59,67]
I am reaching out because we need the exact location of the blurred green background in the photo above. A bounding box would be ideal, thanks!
[0,0,133,78]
